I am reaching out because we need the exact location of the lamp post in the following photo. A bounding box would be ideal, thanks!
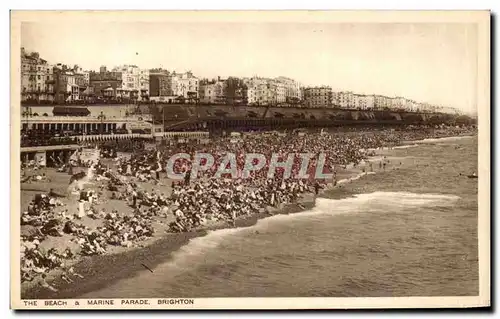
[22,106,33,167]
[24,106,32,131]
[162,106,165,135]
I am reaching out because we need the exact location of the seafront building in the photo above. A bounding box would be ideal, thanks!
[243,77,273,106]
[169,71,200,101]
[275,76,302,104]
[373,95,393,110]
[242,77,301,106]
[404,99,419,112]
[335,91,355,109]
[353,94,375,110]
[148,71,200,103]
[19,48,459,114]
[302,86,332,108]
[21,48,56,103]
[198,78,226,104]
[54,68,79,102]
[392,96,408,110]
[89,67,123,99]
[21,47,97,104]
[271,80,286,104]
[149,72,171,98]
[112,65,150,101]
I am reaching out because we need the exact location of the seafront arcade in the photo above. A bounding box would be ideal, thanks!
[20,114,154,166]
[20,113,215,167]
[20,115,151,135]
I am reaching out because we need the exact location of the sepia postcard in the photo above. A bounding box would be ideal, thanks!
[10,10,490,310]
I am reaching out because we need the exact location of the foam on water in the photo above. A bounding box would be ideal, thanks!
[253,191,461,226]
[334,191,461,209]
[154,227,244,272]
[392,144,419,149]
[337,171,376,186]
[415,135,474,144]
[370,144,420,151]
[361,135,474,152]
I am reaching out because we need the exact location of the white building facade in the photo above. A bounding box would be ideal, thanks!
[245,77,273,106]
[353,94,375,110]
[337,91,355,109]
[112,65,149,101]
[21,48,56,102]
[275,76,302,104]
[170,72,199,100]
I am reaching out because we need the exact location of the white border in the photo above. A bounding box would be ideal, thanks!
[3,1,495,316]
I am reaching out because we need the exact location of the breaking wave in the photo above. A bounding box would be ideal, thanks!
[393,144,419,149]
[155,227,244,272]
[337,171,376,186]
[415,135,474,144]
[253,191,461,226]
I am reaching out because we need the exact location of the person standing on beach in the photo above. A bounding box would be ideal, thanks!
[184,168,191,185]
[314,181,321,196]
[155,166,161,180]
[132,190,138,208]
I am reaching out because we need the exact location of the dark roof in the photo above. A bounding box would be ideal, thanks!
[52,106,91,116]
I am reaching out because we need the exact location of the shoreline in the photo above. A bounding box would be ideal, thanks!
[20,133,476,299]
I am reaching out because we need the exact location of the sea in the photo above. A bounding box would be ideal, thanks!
[81,135,479,298]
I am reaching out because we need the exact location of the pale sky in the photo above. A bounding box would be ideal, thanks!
[21,22,478,113]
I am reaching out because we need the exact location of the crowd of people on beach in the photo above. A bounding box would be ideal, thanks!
[104,124,475,233]
[96,138,148,155]
[21,190,81,287]
[20,165,162,289]
[20,124,476,291]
